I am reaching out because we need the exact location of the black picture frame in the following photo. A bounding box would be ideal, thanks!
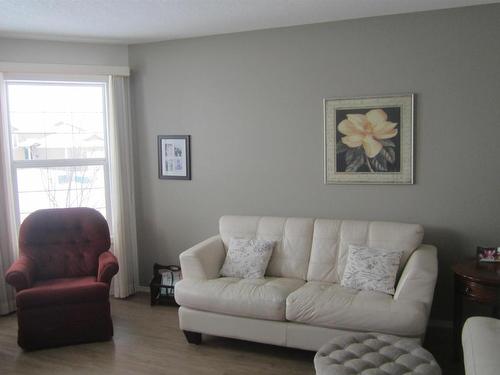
[158,135,191,180]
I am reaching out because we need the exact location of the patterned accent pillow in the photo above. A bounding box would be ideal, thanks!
[220,238,275,279]
[341,245,403,295]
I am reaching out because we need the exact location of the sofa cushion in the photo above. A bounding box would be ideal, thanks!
[462,317,500,375]
[286,281,427,337]
[307,219,424,283]
[175,276,305,321]
[341,245,403,295]
[220,238,275,279]
[219,216,314,280]
[16,276,110,309]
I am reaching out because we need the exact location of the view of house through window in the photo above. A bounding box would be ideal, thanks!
[5,79,110,224]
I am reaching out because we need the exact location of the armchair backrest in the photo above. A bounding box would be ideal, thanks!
[19,207,111,280]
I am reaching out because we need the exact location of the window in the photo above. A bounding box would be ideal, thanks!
[5,78,110,224]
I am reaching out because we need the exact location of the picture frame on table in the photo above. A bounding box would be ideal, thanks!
[477,246,500,263]
[158,135,191,180]
[324,94,414,184]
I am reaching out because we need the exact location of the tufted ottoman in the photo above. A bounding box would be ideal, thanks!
[314,333,441,375]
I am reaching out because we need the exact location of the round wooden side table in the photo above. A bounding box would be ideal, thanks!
[452,259,500,358]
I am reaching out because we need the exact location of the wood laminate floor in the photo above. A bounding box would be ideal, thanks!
[0,293,462,375]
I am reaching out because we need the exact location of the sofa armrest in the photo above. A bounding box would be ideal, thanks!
[179,235,226,280]
[462,317,500,375]
[5,256,36,292]
[97,251,119,284]
[394,244,438,315]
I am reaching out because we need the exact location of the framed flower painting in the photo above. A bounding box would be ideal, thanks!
[324,94,414,184]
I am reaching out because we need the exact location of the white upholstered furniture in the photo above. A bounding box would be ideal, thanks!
[175,216,438,351]
[314,333,441,375]
[462,316,500,375]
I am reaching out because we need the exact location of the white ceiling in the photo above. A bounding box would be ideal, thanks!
[0,0,498,44]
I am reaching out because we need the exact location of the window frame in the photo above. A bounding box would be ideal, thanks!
[3,74,112,227]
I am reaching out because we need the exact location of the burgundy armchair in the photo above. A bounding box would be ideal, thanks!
[5,207,119,350]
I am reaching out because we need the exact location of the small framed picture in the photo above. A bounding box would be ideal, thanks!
[158,135,191,180]
[324,94,414,184]
[477,246,500,263]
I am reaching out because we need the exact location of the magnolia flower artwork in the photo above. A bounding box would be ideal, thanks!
[336,108,400,173]
[324,95,414,184]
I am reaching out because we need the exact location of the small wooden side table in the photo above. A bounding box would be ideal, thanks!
[149,263,181,306]
[452,259,500,358]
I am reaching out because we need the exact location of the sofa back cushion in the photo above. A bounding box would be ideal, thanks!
[307,219,423,283]
[219,216,314,280]
[19,207,111,280]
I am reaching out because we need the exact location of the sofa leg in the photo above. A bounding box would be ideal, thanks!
[183,330,202,345]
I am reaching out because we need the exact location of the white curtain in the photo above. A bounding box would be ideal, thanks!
[0,73,18,314]
[108,76,139,298]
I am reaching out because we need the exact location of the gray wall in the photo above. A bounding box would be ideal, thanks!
[0,37,128,65]
[129,4,500,321]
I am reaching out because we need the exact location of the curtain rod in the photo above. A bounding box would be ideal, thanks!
[0,61,130,76]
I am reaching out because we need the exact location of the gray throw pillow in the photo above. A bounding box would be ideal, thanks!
[220,238,275,279]
[341,245,403,295]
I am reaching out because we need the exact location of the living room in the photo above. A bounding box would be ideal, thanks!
[0,1,499,374]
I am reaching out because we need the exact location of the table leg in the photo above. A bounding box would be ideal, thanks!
[150,287,157,305]
[453,291,463,361]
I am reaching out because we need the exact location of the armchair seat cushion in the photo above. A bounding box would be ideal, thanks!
[16,276,109,310]
[286,281,427,337]
[175,277,304,321]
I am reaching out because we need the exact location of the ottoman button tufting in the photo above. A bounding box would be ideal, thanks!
[314,333,441,375]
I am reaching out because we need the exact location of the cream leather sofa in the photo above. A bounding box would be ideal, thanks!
[175,216,438,351]
[462,317,500,375]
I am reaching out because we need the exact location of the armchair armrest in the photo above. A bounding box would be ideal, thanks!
[179,235,226,280]
[5,256,36,292]
[97,251,119,284]
[394,244,438,315]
